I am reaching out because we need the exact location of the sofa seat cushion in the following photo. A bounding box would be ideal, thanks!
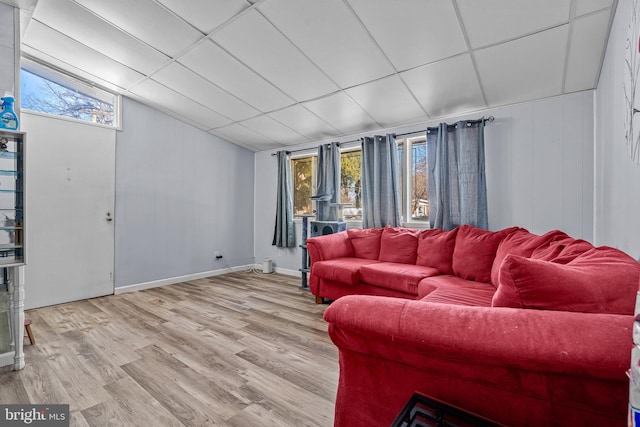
[312,258,381,286]
[359,262,439,295]
[418,276,496,306]
[452,225,520,284]
[493,248,640,315]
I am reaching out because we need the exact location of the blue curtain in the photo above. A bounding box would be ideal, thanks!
[361,134,402,228]
[315,142,340,221]
[426,120,487,230]
[272,150,295,248]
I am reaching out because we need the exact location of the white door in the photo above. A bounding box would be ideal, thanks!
[22,113,115,309]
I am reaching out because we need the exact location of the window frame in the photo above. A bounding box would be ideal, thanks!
[20,57,122,130]
[397,133,430,229]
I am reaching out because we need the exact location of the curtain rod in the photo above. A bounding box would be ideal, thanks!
[271,116,494,156]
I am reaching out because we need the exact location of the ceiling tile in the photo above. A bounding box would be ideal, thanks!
[23,21,145,89]
[347,0,467,71]
[212,123,277,148]
[211,9,339,101]
[303,92,379,134]
[346,75,426,126]
[564,9,611,92]
[258,0,394,88]
[130,79,232,129]
[474,25,568,107]
[32,0,169,75]
[239,115,309,145]
[457,0,571,49]
[21,45,124,93]
[178,40,294,112]
[152,62,259,121]
[575,0,614,16]
[156,0,250,34]
[268,105,340,141]
[401,54,486,117]
[73,0,203,57]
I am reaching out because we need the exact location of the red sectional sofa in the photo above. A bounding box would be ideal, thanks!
[306,225,640,426]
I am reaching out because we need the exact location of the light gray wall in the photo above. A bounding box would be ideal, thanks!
[594,0,640,259]
[254,91,595,272]
[0,3,15,101]
[115,97,255,288]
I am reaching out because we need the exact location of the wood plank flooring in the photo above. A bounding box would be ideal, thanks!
[0,272,338,426]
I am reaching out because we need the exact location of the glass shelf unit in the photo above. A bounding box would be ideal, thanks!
[0,130,24,268]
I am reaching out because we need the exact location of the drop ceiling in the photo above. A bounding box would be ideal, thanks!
[8,0,617,151]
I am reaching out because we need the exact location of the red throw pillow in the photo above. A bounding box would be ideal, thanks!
[416,228,458,274]
[490,229,568,286]
[452,225,519,283]
[347,228,383,260]
[493,249,640,315]
[378,226,420,264]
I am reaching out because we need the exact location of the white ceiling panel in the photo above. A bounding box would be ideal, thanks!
[73,0,203,57]
[212,9,339,101]
[564,9,611,92]
[152,62,259,121]
[156,0,250,34]
[21,45,124,93]
[32,0,169,75]
[212,123,277,148]
[258,0,394,89]
[23,21,145,89]
[401,54,486,117]
[268,105,340,141]
[347,0,467,72]
[458,0,570,49]
[575,0,614,16]
[178,40,294,113]
[346,75,426,126]
[303,92,379,134]
[130,79,232,129]
[475,25,569,107]
[239,115,309,145]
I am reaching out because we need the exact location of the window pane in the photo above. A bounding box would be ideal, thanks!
[20,68,115,125]
[397,142,404,221]
[340,150,362,220]
[410,140,428,222]
[292,156,316,216]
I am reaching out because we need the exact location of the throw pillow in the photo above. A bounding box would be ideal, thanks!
[490,229,568,286]
[347,228,383,260]
[416,228,459,274]
[452,225,519,283]
[493,249,640,315]
[378,226,420,264]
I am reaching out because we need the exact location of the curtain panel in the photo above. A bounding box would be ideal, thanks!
[361,134,402,229]
[315,142,341,221]
[272,150,296,248]
[426,120,488,230]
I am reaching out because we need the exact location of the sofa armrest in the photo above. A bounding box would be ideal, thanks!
[324,295,632,380]
[307,231,353,263]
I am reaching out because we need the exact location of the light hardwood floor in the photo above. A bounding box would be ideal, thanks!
[0,272,338,426]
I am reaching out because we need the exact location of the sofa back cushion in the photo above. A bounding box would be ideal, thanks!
[452,225,519,283]
[347,228,383,260]
[378,226,420,264]
[416,228,458,274]
[490,229,569,286]
[493,248,640,315]
[531,238,594,264]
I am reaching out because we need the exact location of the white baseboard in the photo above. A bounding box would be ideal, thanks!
[114,264,255,295]
[274,267,301,277]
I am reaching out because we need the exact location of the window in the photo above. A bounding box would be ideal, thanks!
[290,147,362,221]
[20,59,120,127]
[397,135,429,225]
